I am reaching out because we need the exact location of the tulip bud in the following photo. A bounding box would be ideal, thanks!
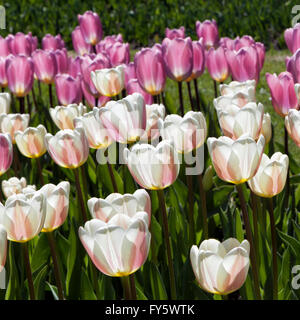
[14,125,47,159]
[39,181,70,232]
[0,192,45,242]
[55,74,82,106]
[248,153,289,198]
[0,36,10,58]
[286,49,300,84]
[0,113,30,143]
[0,92,11,114]
[162,37,193,82]
[285,109,300,147]
[190,238,250,294]
[88,189,151,226]
[50,103,87,130]
[91,65,125,97]
[185,40,205,81]
[202,165,214,191]
[79,214,151,277]
[207,134,265,184]
[0,133,13,176]
[2,177,27,198]
[45,127,89,169]
[32,49,58,84]
[96,34,123,52]
[8,32,33,56]
[107,42,130,67]
[195,19,219,49]
[124,140,180,190]
[261,113,272,144]
[78,11,103,45]
[54,49,69,74]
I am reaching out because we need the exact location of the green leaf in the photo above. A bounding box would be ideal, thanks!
[45,282,59,300]
[148,262,168,300]
[80,268,97,300]
[277,229,300,262]
[31,233,50,273]
[33,264,48,300]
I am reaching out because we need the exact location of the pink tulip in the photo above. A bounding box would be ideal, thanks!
[206,46,229,82]
[266,72,299,117]
[162,37,193,82]
[55,74,82,106]
[79,214,151,277]
[45,127,89,169]
[42,34,64,51]
[286,49,300,83]
[7,32,33,56]
[195,19,219,49]
[225,46,259,82]
[233,35,255,50]
[185,40,205,81]
[134,48,166,95]
[284,23,300,54]
[67,56,82,78]
[96,34,123,52]
[72,26,92,56]
[78,11,103,45]
[32,50,57,84]
[165,27,185,39]
[0,133,13,176]
[124,62,137,86]
[54,48,69,74]
[126,79,153,105]
[0,36,10,57]
[106,42,130,67]
[124,140,180,190]
[6,55,34,97]
[0,57,8,87]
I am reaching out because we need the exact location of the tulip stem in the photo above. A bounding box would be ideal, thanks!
[122,276,131,300]
[161,92,166,109]
[74,167,88,223]
[31,87,38,112]
[236,184,261,300]
[13,145,21,174]
[18,97,25,114]
[26,95,32,115]
[46,232,64,300]
[186,81,195,111]
[198,173,208,240]
[107,162,118,193]
[157,189,177,300]
[284,127,290,209]
[48,84,53,109]
[267,198,278,300]
[36,157,45,185]
[186,173,196,245]
[250,191,260,264]
[129,274,137,300]
[22,242,35,300]
[177,81,184,116]
[193,79,201,112]
[38,80,42,97]
[213,80,218,98]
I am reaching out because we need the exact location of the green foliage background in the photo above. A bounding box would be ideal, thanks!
[0,0,295,48]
